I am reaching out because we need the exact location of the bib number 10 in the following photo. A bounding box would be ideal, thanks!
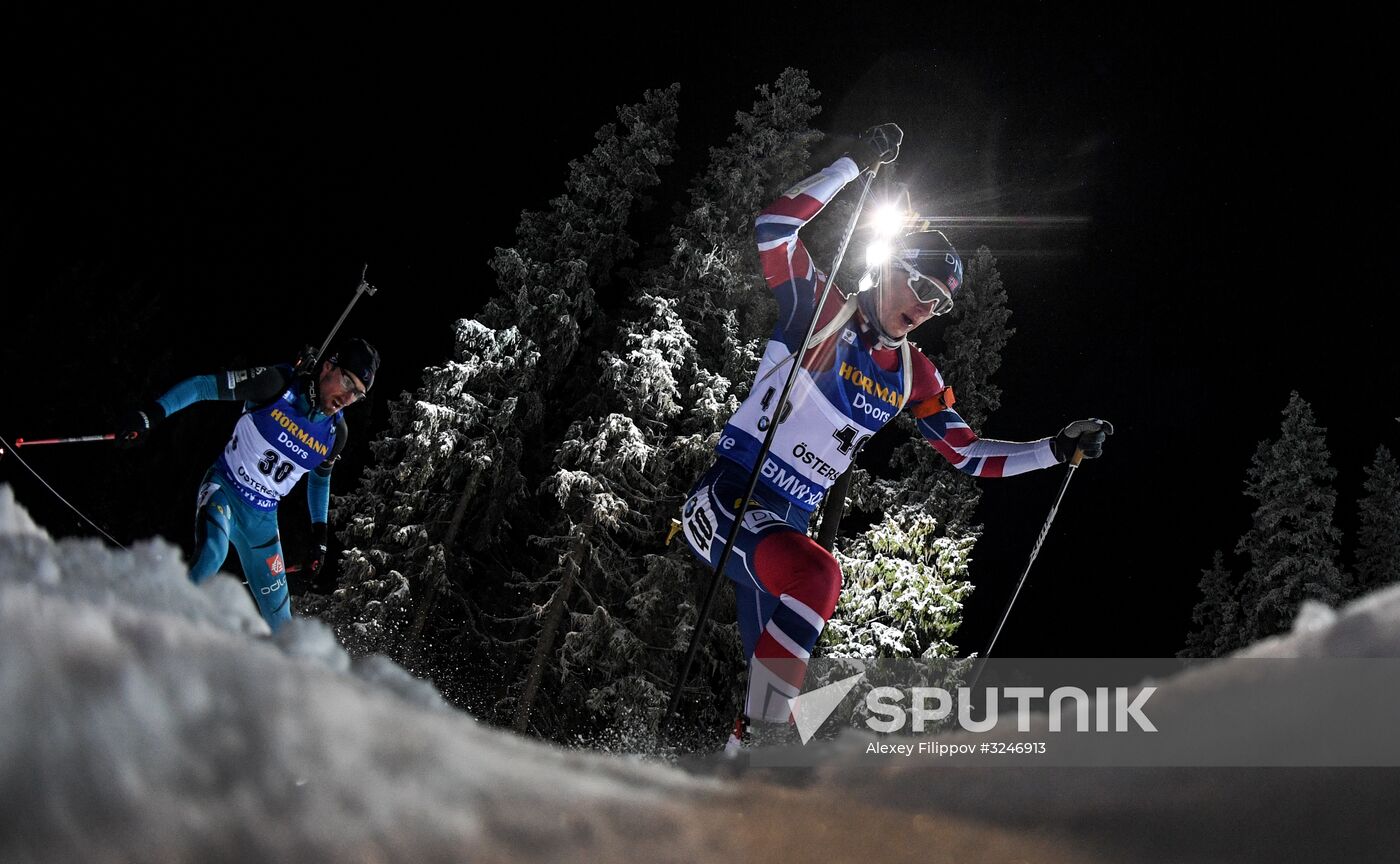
[756,387,794,431]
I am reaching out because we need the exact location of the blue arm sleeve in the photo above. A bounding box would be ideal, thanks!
[155,375,221,417]
[307,469,331,524]
[307,416,345,524]
[155,367,288,418]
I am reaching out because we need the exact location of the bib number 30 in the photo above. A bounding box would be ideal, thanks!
[257,449,295,483]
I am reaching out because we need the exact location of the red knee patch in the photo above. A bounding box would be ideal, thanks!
[753,531,842,619]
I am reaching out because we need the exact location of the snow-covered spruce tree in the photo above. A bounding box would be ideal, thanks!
[1233,392,1348,645]
[310,322,543,669]
[1179,550,1238,658]
[1353,445,1400,598]
[928,248,1014,432]
[657,68,826,388]
[310,87,679,695]
[826,247,1014,660]
[823,513,975,658]
[508,416,650,734]
[506,69,823,745]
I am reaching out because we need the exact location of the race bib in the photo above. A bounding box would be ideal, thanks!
[681,487,720,559]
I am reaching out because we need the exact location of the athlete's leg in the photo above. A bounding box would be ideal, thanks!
[679,464,841,725]
[227,507,292,632]
[733,580,781,660]
[189,474,234,585]
[745,529,842,723]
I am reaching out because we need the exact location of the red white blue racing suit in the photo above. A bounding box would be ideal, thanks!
[680,156,1060,724]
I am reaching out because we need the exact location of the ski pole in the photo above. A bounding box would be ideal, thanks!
[964,445,1088,698]
[13,434,118,448]
[299,264,377,372]
[0,433,127,548]
[662,164,883,731]
[816,182,915,554]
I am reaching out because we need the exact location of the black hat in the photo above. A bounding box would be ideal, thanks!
[332,338,380,391]
[895,229,963,298]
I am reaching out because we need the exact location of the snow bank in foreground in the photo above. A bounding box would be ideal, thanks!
[3,484,1398,863]
[0,486,718,863]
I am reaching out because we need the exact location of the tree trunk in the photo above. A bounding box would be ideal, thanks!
[512,517,593,733]
[408,470,481,645]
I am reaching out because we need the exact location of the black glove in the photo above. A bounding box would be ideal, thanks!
[306,522,329,576]
[115,403,165,449]
[1052,418,1114,462]
[849,123,904,170]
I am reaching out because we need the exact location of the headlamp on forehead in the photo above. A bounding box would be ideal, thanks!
[858,198,911,294]
[870,201,908,240]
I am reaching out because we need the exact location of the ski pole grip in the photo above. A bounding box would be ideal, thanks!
[1068,447,1086,467]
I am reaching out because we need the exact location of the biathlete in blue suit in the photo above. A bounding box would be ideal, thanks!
[118,338,380,631]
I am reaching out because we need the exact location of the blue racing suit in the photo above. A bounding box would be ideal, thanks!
[156,364,346,631]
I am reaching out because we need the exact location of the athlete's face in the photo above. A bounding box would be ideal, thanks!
[318,362,366,413]
[876,268,939,340]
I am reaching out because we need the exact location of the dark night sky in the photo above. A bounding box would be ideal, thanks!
[2,6,1395,657]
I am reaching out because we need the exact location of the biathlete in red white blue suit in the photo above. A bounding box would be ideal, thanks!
[677,125,1111,750]
[117,339,380,632]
